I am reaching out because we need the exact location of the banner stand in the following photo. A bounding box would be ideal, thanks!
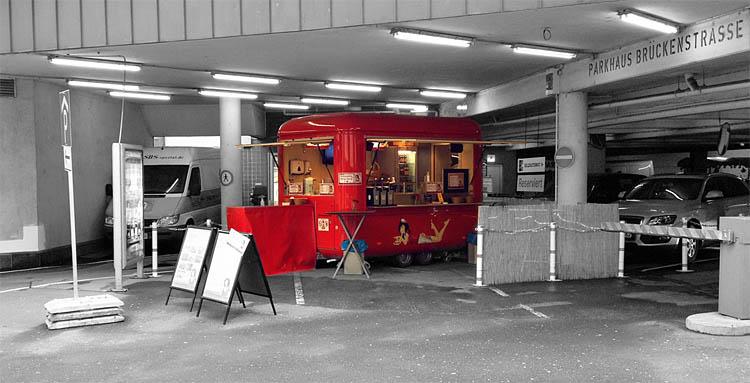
[165,226,217,311]
[195,231,276,325]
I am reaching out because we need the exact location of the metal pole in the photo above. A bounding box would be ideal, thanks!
[549,222,559,282]
[66,170,79,299]
[151,222,159,277]
[474,225,484,287]
[618,220,626,278]
[677,218,694,273]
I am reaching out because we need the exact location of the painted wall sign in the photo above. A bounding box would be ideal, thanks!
[556,9,748,93]
[338,172,362,185]
[517,157,546,173]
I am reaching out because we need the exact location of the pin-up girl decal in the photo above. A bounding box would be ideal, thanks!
[393,218,410,245]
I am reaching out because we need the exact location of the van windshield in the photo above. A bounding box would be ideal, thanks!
[144,165,189,194]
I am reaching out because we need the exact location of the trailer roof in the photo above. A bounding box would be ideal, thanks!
[278,113,482,141]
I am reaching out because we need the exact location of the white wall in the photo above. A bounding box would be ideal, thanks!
[140,103,266,138]
[0,79,38,241]
[0,79,152,252]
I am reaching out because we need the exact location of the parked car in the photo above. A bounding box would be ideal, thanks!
[618,173,750,262]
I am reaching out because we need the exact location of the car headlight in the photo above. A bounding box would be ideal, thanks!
[156,215,180,226]
[104,216,114,226]
[647,215,676,225]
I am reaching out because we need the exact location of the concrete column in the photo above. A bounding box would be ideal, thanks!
[557,92,588,205]
[220,97,242,226]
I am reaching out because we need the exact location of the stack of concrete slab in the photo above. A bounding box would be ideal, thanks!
[44,295,125,330]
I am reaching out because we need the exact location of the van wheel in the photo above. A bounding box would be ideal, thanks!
[414,252,433,265]
[392,253,413,268]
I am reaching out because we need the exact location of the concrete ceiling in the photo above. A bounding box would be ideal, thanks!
[0,0,748,150]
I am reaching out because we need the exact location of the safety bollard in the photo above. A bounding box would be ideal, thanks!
[676,218,694,273]
[618,220,626,278]
[549,222,560,282]
[151,222,159,277]
[474,225,484,287]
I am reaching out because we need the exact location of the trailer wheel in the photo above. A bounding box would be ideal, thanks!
[392,253,413,268]
[414,252,433,265]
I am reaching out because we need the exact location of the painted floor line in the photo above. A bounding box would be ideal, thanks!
[517,304,550,319]
[488,287,510,297]
[641,257,719,272]
[294,273,305,305]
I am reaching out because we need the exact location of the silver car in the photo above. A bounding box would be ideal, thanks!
[618,173,750,262]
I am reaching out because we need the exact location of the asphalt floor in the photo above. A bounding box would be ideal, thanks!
[1,250,748,383]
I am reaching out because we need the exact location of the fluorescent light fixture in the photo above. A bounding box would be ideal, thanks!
[707,156,729,162]
[108,91,171,101]
[456,104,468,111]
[618,10,679,34]
[420,89,466,99]
[212,72,281,85]
[390,28,473,48]
[324,82,382,93]
[263,102,310,110]
[49,56,141,72]
[301,97,350,106]
[67,80,139,91]
[386,103,429,113]
[511,45,577,59]
[198,89,258,99]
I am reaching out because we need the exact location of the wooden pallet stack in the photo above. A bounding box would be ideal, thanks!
[44,295,125,330]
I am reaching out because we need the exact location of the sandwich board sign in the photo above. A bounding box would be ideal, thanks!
[196,230,276,324]
[165,227,217,311]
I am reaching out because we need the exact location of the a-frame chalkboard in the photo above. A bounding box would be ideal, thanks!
[196,230,276,324]
[165,226,216,311]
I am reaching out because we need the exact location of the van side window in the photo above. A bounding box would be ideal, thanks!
[188,168,201,195]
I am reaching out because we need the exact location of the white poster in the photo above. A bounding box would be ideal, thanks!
[517,157,546,173]
[202,230,250,303]
[171,228,213,291]
[517,174,546,192]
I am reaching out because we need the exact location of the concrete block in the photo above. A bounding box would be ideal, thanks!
[46,315,125,330]
[686,312,750,336]
[44,294,124,314]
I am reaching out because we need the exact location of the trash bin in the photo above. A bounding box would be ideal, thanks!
[341,240,368,275]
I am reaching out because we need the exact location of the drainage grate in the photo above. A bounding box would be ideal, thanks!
[0,78,16,97]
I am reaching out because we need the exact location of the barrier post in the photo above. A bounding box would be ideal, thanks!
[676,218,694,273]
[474,225,484,287]
[151,222,159,277]
[549,222,560,282]
[618,220,626,278]
[206,219,212,228]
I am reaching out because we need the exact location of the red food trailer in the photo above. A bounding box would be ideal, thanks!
[229,112,494,271]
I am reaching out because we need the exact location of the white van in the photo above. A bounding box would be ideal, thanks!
[105,147,221,240]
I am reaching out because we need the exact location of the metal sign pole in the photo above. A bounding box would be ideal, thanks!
[59,90,79,299]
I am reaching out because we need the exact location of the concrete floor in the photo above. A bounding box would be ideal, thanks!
[1,254,748,383]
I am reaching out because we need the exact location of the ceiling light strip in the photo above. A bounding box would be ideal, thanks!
[420,89,466,99]
[263,102,310,110]
[618,10,679,34]
[212,72,281,85]
[49,56,141,72]
[511,45,577,59]
[324,82,382,92]
[198,89,258,99]
[391,28,473,48]
[108,91,171,101]
[386,103,429,112]
[301,97,350,106]
[67,80,140,91]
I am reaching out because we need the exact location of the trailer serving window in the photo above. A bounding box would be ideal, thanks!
[282,141,336,196]
[365,140,475,206]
